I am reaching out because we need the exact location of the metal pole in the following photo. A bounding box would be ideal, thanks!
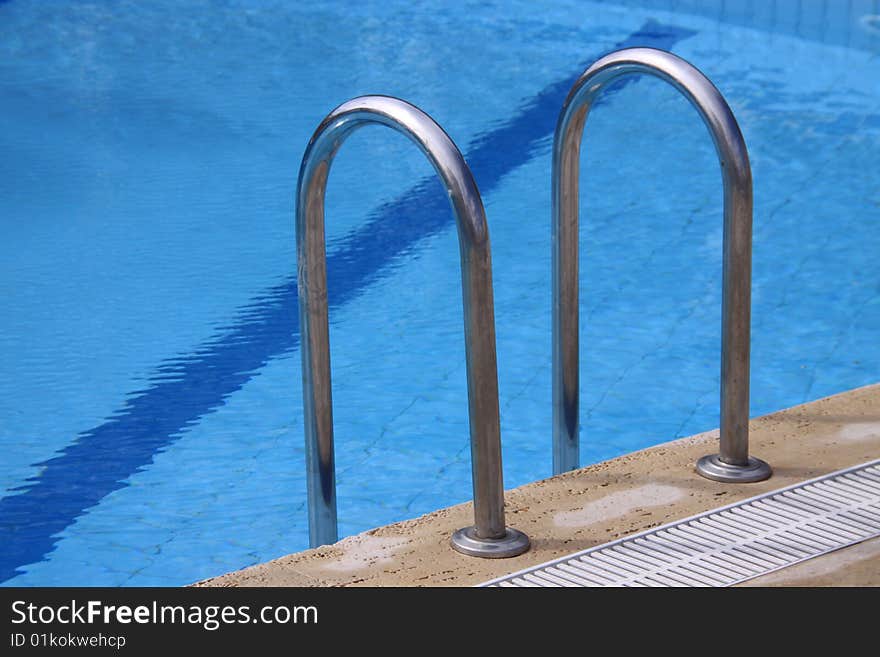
[551,47,771,483]
[296,95,529,557]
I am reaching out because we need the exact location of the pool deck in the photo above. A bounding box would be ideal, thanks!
[196,383,880,587]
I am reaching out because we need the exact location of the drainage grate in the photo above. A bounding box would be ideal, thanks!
[482,459,880,587]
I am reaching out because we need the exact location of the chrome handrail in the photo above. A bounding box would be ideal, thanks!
[296,95,529,557]
[551,48,772,483]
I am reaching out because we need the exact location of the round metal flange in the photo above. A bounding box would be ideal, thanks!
[696,454,772,483]
[451,526,531,558]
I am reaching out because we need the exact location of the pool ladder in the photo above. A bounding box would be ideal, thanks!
[551,48,771,483]
[296,96,530,558]
[295,48,772,559]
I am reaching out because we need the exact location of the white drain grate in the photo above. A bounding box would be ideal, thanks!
[482,459,880,587]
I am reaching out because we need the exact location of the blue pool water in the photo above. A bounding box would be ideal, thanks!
[1,0,878,585]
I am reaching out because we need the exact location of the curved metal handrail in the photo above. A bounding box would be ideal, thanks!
[296,95,529,557]
[551,48,771,483]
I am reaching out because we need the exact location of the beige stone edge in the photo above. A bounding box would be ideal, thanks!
[196,383,880,587]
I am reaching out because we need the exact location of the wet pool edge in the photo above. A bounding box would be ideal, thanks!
[195,382,880,587]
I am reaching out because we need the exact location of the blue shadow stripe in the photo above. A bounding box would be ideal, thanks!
[0,20,696,583]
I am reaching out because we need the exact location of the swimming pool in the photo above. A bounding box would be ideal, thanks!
[1,0,878,586]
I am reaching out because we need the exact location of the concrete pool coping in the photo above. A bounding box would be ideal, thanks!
[196,383,880,587]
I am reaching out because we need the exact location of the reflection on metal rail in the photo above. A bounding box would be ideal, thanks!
[296,95,529,558]
[551,47,772,483]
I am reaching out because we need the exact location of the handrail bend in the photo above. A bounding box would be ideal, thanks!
[296,95,529,557]
[551,48,771,483]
